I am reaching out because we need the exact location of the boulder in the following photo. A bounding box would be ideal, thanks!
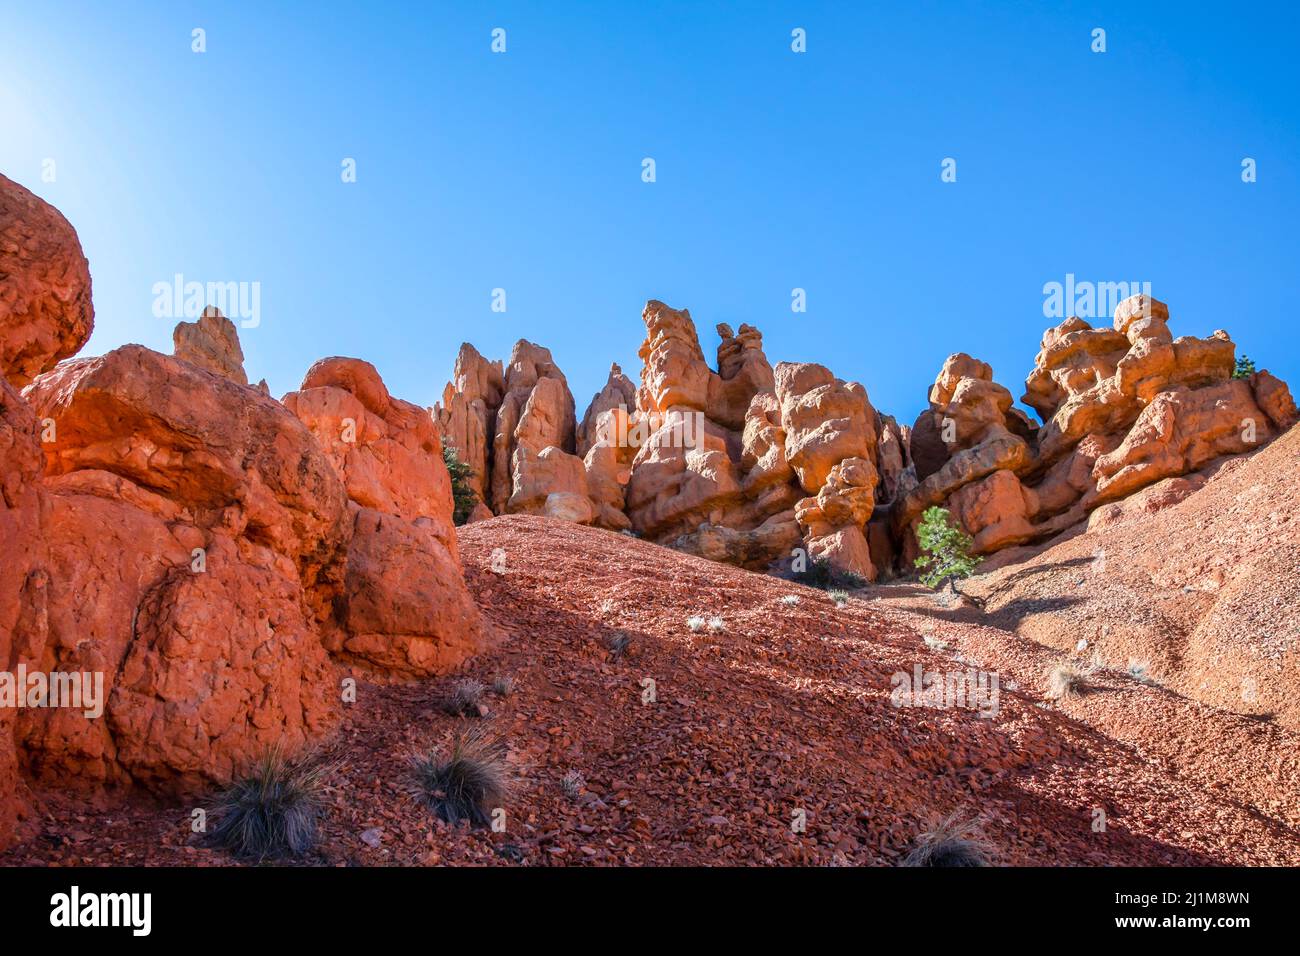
[0,174,93,388]
[577,362,636,457]
[775,362,874,493]
[337,508,488,676]
[284,356,488,676]
[19,344,347,793]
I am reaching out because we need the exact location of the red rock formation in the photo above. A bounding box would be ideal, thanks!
[20,345,346,793]
[434,343,504,505]
[0,180,497,851]
[0,376,44,846]
[491,341,577,514]
[576,362,635,457]
[442,291,1293,583]
[0,175,93,388]
[283,356,488,676]
[890,295,1295,566]
[172,306,247,384]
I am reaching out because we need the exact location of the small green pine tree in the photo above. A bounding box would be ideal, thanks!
[1232,354,1256,380]
[443,444,478,526]
[914,506,979,590]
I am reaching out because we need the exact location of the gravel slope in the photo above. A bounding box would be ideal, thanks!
[9,512,1296,866]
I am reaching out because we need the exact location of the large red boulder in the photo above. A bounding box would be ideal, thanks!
[284,356,489,677]
[0,175,94,388]
[19,345,347,794]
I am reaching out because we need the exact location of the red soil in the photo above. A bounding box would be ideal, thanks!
[5,511,1296,866]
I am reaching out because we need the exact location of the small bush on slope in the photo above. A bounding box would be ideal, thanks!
[445,678,487,716]
[901,815,992,867]
[799,556,868,591]
[208,746,333,862]
[414,727,509,827]
[915,506,979,591]
[1047,661,1093,700]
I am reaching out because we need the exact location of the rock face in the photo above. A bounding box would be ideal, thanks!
[887,295,1296,568]
[20,345,346,793]
[172,306,247,384]
[283,357,488,676]
[440,300,886,577]
[0,187,492,851]
[434,344,504,505]
[433,340,590,523]
[0,175,94,389]
[0,376,44,846]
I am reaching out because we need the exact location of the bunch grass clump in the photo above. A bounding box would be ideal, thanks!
[605,631,631,659]
[901,814,992,867]
[208,745,334,862]
[413,727,509,827]
[445,678,487,716]
[1046,661,1094,700]
[560,769,585,800]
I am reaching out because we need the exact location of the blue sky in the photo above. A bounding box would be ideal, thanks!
[3,1,1297,425]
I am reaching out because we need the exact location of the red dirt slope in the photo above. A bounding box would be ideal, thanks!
[965,422,1300,730]
[5,514,1296,866]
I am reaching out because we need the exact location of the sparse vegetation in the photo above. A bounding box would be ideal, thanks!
[443,444,478,526]
[605,631,631,659]
[560,769,586,800]
[599,598,617,615]
[208,746,333,862]
[492,675,515,697]
[686,615,707,632]
[828,589,849,607]
[707,616,725,632]
[1127,659,1152,684]
[1233,354,1257,380]
[413,727,509,827]
[901,815,992,867]
[923,634,949,652]
[800,556,868,591]
[915,506,980,591]
[445,678,487,716]
[1047,661,1093,700]
[780,595,800,607]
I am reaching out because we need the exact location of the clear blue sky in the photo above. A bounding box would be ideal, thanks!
[3,1,1297,425]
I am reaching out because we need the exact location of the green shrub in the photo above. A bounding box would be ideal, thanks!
[1232,354,1256,380]
[443,444,478,525]
[914,506,979,590]
[799,556,868,590]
